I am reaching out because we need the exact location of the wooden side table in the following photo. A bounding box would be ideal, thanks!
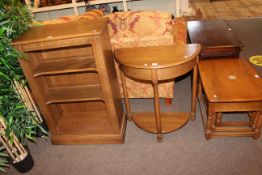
[187,20,243,59]
[115,44,201,142]
[198,59,262,139]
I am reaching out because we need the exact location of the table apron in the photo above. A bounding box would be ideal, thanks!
[208,101,262,112]
[200,46,241,58]
[119,58,197,81]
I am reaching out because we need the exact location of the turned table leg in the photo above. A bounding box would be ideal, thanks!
[216,113,222,127]
[206,105,216,140]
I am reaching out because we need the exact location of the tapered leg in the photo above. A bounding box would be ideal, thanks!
[152,69,162,142]
[120,71,132,121]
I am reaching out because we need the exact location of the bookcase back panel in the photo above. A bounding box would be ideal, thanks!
[45,72,100,88]
[40,45,94,62]
[60,101,107,112]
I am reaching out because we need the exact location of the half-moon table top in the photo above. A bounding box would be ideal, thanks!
[114,44,201,69]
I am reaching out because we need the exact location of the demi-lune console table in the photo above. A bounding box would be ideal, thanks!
[115,44,201,142]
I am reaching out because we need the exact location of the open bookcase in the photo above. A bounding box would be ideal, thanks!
[12,18,126,144]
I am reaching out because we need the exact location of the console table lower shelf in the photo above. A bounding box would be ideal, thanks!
[133,112,190,133]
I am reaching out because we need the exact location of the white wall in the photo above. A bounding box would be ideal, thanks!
[34,0,189,21]
[128,0,177,14]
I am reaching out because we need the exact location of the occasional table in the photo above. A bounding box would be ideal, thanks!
[198,59,262,139]
[115,44,201,142]
[187,20,243,59]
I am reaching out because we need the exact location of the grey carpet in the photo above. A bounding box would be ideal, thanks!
[7,18,262,175]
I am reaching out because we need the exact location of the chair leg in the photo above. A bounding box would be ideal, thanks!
[165,98,172,106]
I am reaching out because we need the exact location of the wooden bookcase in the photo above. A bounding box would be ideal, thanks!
[12,18,126,144]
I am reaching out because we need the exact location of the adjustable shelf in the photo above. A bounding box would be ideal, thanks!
[46,85,103,104]
[33,57,96,77]
[13,18,125,144]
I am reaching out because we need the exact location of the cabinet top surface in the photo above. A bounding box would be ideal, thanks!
[114,44,201,69]
[187,20,242,48]
[12,18,108,45]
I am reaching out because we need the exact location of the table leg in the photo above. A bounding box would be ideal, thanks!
[191,64,198,121]
[206,105,216,140]
[248,112,256,127]
[120,71,132,121]
[152,69,162,142]
[253,111,262,139]
[216,113,222,127]
[232,48,241,58]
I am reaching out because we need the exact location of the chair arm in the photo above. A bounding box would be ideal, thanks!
[172,17,187,45]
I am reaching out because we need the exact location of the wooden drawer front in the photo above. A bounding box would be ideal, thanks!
[20,37,94,51]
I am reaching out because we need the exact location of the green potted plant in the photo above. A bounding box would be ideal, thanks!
[0,0,47,173]
[0,146,9,174]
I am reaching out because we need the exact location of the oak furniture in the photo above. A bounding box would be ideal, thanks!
[12,18,126,144]
[198,59,262,139]
[187,20,243,59]
[115,44,201,142]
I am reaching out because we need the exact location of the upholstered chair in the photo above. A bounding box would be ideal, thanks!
[106,11,187,102]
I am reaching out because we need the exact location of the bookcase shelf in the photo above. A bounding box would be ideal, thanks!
[33,57,97,77]
[46,85,103,104]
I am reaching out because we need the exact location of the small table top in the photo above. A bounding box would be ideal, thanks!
[187,20,242,49]
[114,44,201,69]
[199,59,262,103]
[12,18,108,45]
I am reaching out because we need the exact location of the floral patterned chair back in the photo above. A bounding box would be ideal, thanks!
[106,11,175,50]
[106,11,187,99]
